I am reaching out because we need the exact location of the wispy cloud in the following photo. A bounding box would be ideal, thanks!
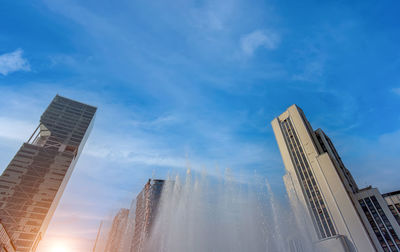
[0,49,31,76]
[392,88,400,96]
[0,117,36,142]
[240,30,280,56]
[190,0,238,31]
[129,114,179,128]
[290,41,326,83]
[292,57,325,82]
[84,142,187,169]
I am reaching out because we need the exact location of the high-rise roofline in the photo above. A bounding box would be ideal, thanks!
[0,95,96,251]
[271,105,400,252]
[54,94,98,109]
[382,190,400,197]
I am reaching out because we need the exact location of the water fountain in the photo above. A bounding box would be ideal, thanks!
[145,169,313,252]
[97,169,315,252]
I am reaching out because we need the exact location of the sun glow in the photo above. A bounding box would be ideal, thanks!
[50,242,69,252]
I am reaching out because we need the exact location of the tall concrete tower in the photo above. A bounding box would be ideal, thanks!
[383,190,400,226]
[103,209,129,252]
[95,179,165,252]
[0,95,96,252]
[131,179,165,252]
[271,105,400,252]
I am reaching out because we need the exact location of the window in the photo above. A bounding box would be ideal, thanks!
[281,118,336,239]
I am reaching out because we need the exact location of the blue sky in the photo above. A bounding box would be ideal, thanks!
[1,0,400,251]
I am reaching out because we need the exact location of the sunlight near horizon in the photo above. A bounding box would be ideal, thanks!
[50,242,69,252]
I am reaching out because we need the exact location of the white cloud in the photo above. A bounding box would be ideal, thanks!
[392,88,400,96]
[84,142,187,169]
[190,1,236,31]
[0,49,31,75]
[129,114,179,128]
[0,117,36,142]
[240,30,280,56]
[292,58,325,82]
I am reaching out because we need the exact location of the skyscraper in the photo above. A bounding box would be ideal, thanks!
[131,179,164,252]
[0,221,15,252]
[93,179,165,252]
[103,209,129,252]
[272,105,400,252]
[383,191,400,226]
[0,95,96,252]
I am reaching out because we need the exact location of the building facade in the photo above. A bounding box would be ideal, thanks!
[272,105,400,252]
[104,209,129,252]
[383,191,400,226]
[0,95,96,252]
[95,179,165,252]
[356,188,400,251]
[131,179,164,252]
[0,222,15,252]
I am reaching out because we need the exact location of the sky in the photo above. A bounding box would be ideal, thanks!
[0,0,400,251]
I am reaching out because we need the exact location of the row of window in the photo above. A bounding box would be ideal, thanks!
[43,113,90,128]
[388,204,400,225]
[281,118,336,239]
[42,114,89,127]
[50,100,96,115]
[0,201,50,215]
[359,196,400,252]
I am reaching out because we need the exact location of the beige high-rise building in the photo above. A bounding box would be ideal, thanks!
[383,190,400,226]
[0,95,96,252]
[271,105,400,252]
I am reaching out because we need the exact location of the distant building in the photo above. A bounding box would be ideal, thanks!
[356,187,400,251]
[272,105,400,252]
[104,209,129,252]
[98,179,165,252]
[0,221,15,252]
[383,190,400,226]
[0,95,96,252]
[131,179,164,252]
